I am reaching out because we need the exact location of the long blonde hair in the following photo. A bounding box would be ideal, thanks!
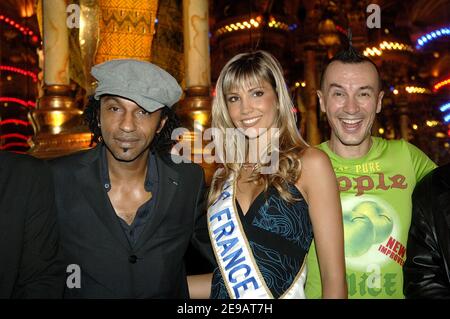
[208,50,308,206]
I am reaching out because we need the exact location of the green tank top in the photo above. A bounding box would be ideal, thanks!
[305,137,436,299]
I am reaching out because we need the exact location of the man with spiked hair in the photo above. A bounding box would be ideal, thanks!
[305,37,436,298]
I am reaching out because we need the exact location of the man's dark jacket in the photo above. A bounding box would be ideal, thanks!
[404,163,450,298]
[0,151,64,298]
[49,145,214,298]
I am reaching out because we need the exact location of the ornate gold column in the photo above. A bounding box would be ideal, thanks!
[398,104,410,141]
[301,1,322,146]
[180,0,214,182]
[180,0,211,129]
[296,88,307,139]
[183,0,210,89]
[304,48,321,145]
[79,0,100,95]
[30,0,91,158]
[95,0,158,64]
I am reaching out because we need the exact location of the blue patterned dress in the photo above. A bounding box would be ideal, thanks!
[210,184,313,299]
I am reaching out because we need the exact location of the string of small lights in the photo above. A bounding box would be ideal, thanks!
[363,41,413,57]
[0,119,32,126]
[0,13,39,43]
[416,26,450,49]
[215,15,297,37]
[434,77,450,92]
[0,65,38,82]
[0,97,36,108]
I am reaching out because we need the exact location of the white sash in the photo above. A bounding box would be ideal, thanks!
[207,176,307,299]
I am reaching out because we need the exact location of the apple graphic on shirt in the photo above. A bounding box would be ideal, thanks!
[353,201,393,244]
[343,210,375,257]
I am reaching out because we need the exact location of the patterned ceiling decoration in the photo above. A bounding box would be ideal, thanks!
[95,0,159,64]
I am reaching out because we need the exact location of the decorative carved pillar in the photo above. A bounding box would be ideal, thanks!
[180,0,211,129]
[304,48,321,145]
[79,0,100,95]
[301,1,321,146]
[183,0,210,90]
[180,0,214,183]
[95,0,158,64]
[30,0,91,158]
[296,88,307,139]
[398,104,410,141]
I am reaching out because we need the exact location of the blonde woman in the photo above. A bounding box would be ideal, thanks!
[189,51,346,299]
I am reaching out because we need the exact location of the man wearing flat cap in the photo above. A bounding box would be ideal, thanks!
[50,59,214,298]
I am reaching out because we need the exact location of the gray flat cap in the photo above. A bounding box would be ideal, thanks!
[92,59,182,112]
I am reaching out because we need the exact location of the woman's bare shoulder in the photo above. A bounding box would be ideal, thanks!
[299,147,332,172]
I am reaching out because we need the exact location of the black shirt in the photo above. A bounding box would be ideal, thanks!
[100,146,159,247]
